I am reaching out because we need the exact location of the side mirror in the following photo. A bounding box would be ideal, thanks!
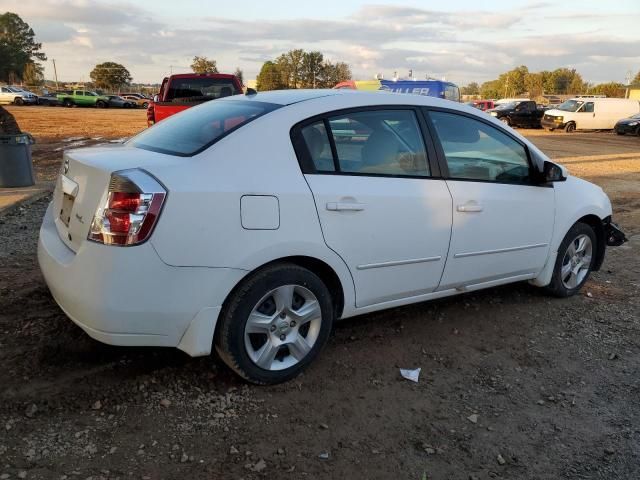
[542,161,566,183]
[153,94,159,103]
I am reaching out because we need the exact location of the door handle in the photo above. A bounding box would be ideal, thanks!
[457,203,483,213]
[326,202,365,211]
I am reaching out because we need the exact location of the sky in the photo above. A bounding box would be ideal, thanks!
[2,0,639,86]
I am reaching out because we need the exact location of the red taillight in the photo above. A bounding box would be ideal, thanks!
[88,169,166,246]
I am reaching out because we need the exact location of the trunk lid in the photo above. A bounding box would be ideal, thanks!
[51,145,177,252]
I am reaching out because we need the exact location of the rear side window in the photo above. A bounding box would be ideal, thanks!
[129,100,280,156]
[297,109,430,177]
[167,78,241,102]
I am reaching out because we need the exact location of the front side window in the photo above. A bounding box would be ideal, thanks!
[429,111,531,183]
[582,102,594,113]
[129,99,280,156]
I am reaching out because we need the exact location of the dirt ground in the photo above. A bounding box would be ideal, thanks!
[1,106,639,480]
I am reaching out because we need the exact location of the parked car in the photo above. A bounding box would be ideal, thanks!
[57,90,111,108]
[614,113,640,136]
[487,100,546,128]
[38,89,627,384]
[37,92,62,106]
[121,94,150,108]
[0,86,38,105]
[105,95,136,108]
[147,73,242,126]
[542,98,640,132]
[467,100,495,111]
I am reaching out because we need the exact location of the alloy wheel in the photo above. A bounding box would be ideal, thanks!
[560,234,592,289]
[244,284,322,371]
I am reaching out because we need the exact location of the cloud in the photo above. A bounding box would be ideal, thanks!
[3,0,638,85]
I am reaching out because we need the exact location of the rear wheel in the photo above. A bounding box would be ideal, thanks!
[545,222,596,297]
[63,99,73,108]
[215,263,334,385]
[13,97,24,106]
[564,122,576,133]
[142,102,149,109]
[500,117,510,126]
[96,101,107,108]
[636,127,640,137]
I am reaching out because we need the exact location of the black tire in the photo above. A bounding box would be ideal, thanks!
[215,263,334,385]
[545,222,597,298]
[142,102,149,109]
[13,97,24,106]
[636,127,640,137]
[63,99,73,108]
[545,128,555,132]
[500,117,510,126]
[615,130,625,135]
[96,101,107,108]
[564,122,576,133]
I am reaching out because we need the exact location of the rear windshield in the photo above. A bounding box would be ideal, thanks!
[129,100,280,156]
[166,77,241,102]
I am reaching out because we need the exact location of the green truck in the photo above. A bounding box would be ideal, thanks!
[56,90,110,108]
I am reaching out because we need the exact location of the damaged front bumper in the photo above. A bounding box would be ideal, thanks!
[604,218,627,246]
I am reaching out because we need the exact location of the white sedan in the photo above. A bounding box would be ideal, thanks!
[38,89,627,384]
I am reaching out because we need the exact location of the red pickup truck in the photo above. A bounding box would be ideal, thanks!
[147,73,242,126]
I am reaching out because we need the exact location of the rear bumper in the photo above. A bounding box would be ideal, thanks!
[37,203,247,356]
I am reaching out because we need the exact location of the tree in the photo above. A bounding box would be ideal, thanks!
[632,71,640,85]
[22,61,43,86]
[524,72,544,99]
[461,82,480,96]
[0,12,46,83]
[233,67,244,86]
[256,61,285,91]
[89,62,132,91]
[190,56,218,74]
[480,80,502,99]
[590,82,625,98]
[300,51,324,88]
[320,61,351,88]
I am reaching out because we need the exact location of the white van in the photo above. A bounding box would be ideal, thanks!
[541,98,640,132]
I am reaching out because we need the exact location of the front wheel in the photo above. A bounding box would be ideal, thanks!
[142,102,149,109]
[63,99,73,108]
[500,117,510,126]
[96,101,107,108]
[564,122,576,133]
[545,222,596,297]
[215,263,334,385]
[13,97,24,106]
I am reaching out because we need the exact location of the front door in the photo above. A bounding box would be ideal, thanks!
[295,108,453,307]
[427,109,555,289]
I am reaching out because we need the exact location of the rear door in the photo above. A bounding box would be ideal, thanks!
[426,109,554,290]
[293,107,453,308]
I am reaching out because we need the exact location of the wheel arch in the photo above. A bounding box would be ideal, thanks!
[220,255,346,323]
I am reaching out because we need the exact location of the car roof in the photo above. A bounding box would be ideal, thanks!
[223,88,461,109]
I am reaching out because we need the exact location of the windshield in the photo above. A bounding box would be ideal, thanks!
[630,113,640,120]
[129,99,280,156]
[557,100,584,112]
[496,102,517,110]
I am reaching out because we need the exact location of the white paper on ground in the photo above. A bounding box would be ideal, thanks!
[400,367,421,383]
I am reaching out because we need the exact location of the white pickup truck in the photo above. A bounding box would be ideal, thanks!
[0,86,38,105]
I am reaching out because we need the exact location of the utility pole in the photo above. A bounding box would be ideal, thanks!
[52,59,59,89]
